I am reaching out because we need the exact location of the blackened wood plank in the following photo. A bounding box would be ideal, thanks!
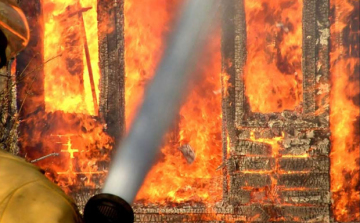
[230,173,271,188]
[302,0,317,115]
[228,189,251,205]
[97,0,125,144]
[0,63,18,153]
[281,190,330,205]
[279,157,329,173]
[278,173,329,189]
[315,0,330,128]
[227,156,275,173]
[235,140,272,156]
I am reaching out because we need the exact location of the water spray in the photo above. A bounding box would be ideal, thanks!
[83,1,220,222]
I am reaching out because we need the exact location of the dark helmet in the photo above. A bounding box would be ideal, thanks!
[0,0,29,66]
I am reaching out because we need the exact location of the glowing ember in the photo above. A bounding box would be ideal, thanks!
[248,131,284,207]
[330,0,360,221]
[61,137,79,159]
[244,0,303,113]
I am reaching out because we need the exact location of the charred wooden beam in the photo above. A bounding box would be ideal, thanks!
[278,157,329,173]
[228,189,251,205]
[77,5,99,115]
[302,0,317,115]
[227,156,275,173]
[221,0,243,200]
[16,0,44,118]
[232,205,329,222]
[229,188,331,206]
[278,173,329,189]
[281,190,330,205]
[230,173,272,188]
[315,0,330,127]
[97,0,125,144]
[221,0,247,130]
[0,62,18,153]
[235,140,272,156]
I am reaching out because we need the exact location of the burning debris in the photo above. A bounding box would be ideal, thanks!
[30,152,60,163]
[178,144,196,164]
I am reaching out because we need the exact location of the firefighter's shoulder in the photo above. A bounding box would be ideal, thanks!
[0,150,83,223]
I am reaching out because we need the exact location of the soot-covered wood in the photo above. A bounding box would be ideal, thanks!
[0,63,18,154]
[97,0,125,144]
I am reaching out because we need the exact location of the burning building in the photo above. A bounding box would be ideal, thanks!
[0,0,358,222]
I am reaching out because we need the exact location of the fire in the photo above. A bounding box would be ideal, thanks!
[244,0,303,113]
[124,0,222,203]
[15,1,358,219]
[61,137,79,159]
[43,0,100,115]
[248,131,284,207]
[330,0,360,221]
[124,0,182,129]
[19,0,113,192]
[20,111,113,191]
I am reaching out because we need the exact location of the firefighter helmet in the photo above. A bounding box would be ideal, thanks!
[0,0,30,62]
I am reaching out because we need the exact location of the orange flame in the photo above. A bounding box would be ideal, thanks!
[244,0,303,113]
[249,131,284,207]
[19,0,114,193]
[124,0,182,129]
[135,35,222,204]
[43,0,100,115]
[330,0,360,221]
[123,0,222,203]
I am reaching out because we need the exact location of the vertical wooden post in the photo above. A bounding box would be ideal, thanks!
[97,0,125,144]
[0,61,18,154]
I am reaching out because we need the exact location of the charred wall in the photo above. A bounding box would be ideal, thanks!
[222,0,331,222]
[98,0,125,145]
